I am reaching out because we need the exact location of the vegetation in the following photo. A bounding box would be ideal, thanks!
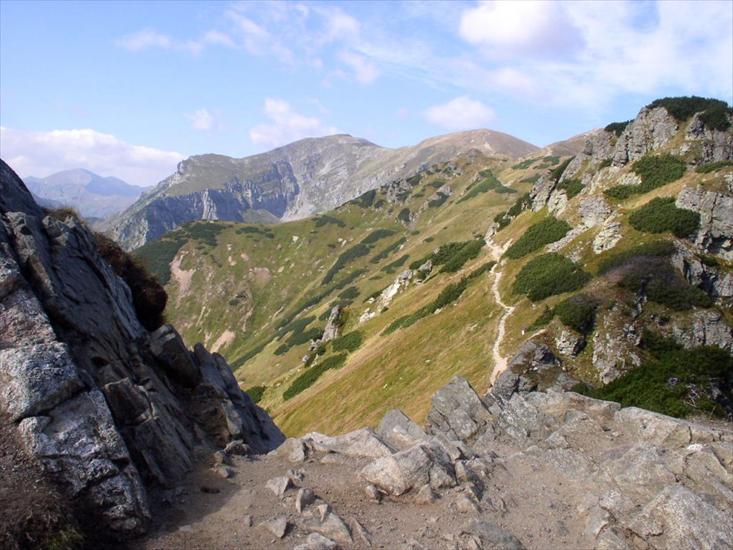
[245,385,266,404]
[604,120,632,136]
[528,306,555,331]
[439,239,484,273]
[459,171,515,203]
[629,197,700,237]
[494,193,532,230]
[371,237,406,263]
[283,353,347,400]
[322,243,371,284]
[332,331,363,353]
[397,208,412,223]
[597,240,676,275]
[696,160,733,173]
[512,158,537,170]
[350,189,377,208]
[314,215,345,228]
[605,154,686,199]
[554,294,598,334]
[134,233,187,285]
[361,228,396,245]
[576,332,733,418]
[556,178,583,198]
[95,232,167,331]
[428,193,450,208]
[513,253,591,301]
[338,286,360,300]
[550,157,573,182]
[648,96,732,130]
[504,217,571,259]
[382,254,409,273]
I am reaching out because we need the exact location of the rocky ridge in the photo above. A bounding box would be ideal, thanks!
[0,159,284,543]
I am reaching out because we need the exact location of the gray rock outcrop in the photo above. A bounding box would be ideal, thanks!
[676,186,733,260]
[0,159,284,539]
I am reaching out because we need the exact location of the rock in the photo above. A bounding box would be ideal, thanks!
[579,196,612,228]
[454,493,481,514]
[320,306,342,343]
[670,309,733,354]
[364,483,382,503]
[684,111,733,163]
[612,106,678,166]
[259,516,288,539]
[414,484,436,504]
[350,518,373,547]
[242,515,252,528]
[377,409,428,450]
[293,533,338,550]
[461,520,525,550]
[295,487,316,513]
[266,476,293,498]
[274,437,308,463]
[593,218,622,254]
[303,428,394,458]
[676,186,733,260]
[300,509,352,545]
[671,244,733,305]
[492,340,568,401]
[149,325,201,387]
[214,466,233,479]
[224,439,251,456]
[554,328,585,357]
[426,377,494,443]
[592,305,642,383]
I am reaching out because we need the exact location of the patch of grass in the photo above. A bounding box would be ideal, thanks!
[382,254,409,273]
[322,243,371,284]
[245,385,266,403]
[439,239,484,273]
[528,306,555,330]
[512,158,537,170]
[513,253,591,301]
[604,120,633,136]
[361,229,397,245]
[575,332,733,418]
[629,197,700,238]
[459,171,515,203]
[605,154,686,199]
[504,217,571,259]
[314,215,345,228]
[283,353,347,400]
[597,240,676,275]
[397,208,412,224]
[696,160,733,173]
[332,331,363,353]
[554,294,598,334]
[338,286,360,300]
[494,193,532,230]
[371,237,406,263]
[556,178,583,198]
[599,158,613,169]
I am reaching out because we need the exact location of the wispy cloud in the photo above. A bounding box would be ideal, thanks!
[116,28,235,55]
[186,108,218,132]
[424,96,495,130]
[0,127,183,186]
[249,98,337,148]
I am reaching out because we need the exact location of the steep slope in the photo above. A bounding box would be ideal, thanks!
[0,160,283,545]
[24,168,147,218]
[136,97,733,439]
[107,130,538,249]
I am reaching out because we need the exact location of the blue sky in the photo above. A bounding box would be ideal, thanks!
[1,0,731,186]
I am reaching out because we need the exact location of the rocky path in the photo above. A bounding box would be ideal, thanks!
[486,240,515,386]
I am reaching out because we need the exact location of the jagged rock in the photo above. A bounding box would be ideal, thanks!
[295,487,316,513]
[149,325,202,387]
[612,107,678,166]
[300,508,352,545]
[364,483,382,502]
[266,476,293,498]
[579,196,612,228]
[554,328,585,357]
[460,520,525,550]
[669,309,733,354]
[414,483,437,504]
[426,376,494,443]
[592,305,642,383]
[676,186,733,260]
[593,218,622,254]
[293,532,338,550]
[273,437,308,463]
[683,111,733,163]
[377,409,428,450]
[259,516,288,539]
[320,306,342,343]
[350,517,373,547]
[454,493,481,514]
[301,428,394,458]
[672,244,733,304]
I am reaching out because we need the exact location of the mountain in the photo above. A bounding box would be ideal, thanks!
[105,130,539,250]
[133,96,733,438]
[24,168,148,219]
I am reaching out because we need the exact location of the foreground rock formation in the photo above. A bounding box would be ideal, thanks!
[0,160,284,544]
[138,374,733,549]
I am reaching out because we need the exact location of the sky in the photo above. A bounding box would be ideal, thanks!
[0,0,731,186]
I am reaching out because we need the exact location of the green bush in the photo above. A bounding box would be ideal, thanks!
[468,260,496,279]
[428,193,450,207]
[550,157,573,182]
[332,331,363,353]
[604,120,632,136]
[397,208,412,223]
[323,243,371,284]
[245,385,266,403]
[361,229,396,245]
[371,237,406,263]
[629,197,700,237]
[351,189,377,208]
[556,178,583,198]
[605,154,686,199]
[512,158,536,170]
[505,217,571,259]
[382,254,409,273]
[599,159,613,169]
[283,354,347,400]
[429,179,447,188]
[554,294,597,334]
[597,240,676,275]
[513,253,591,301]
[459,171,515,203]
[575,333,732,418]
[528,306,555,330]
[184,222,225,246]
[134,233,188,285]
[338,286,360,300]
[696,160,733,173]
[384,277,470,334]
[648,96,732,130]
[314,215,345,228]
[494,193,532,230]
[440,239,484,273]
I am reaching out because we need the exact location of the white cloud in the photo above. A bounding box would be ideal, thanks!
[249,98,337,149]
[339,51,379,84]
[186,108,217,131]
[0,127,183,186]
[424,97,495,130]
[116,28,235,55]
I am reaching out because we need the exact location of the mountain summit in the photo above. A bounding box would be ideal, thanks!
[105,130,538,249]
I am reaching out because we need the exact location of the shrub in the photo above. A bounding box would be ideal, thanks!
[338,286,360,300]
[696,160,733,173]
[382,254,409,273]
[361,229,396,245]
[556,178,583,198]
[629,197,700,238]
[314,215,345,228]
[134,233,187,285]
[554,294,597,334]
[512,158,536,170]
[575,334,733,418]
[599,158,613,169]
[459,172,515,203]
[245,385,266,403]
[605,154,686,199]
[550,157,573,182]
[283,353,347,400]
[648,96,732,130]
[351,189,377,208]
[397,208,412,223]
[468,260,496,279]
[371,237,406,263]
[528,306,555,330]
[604,120,632,136]
[597,240,676,275]
[505,217,571,259]
[439,239,484,273]
[231,341,267,368]
[322,243,371,284]
[332,331,363,353]
[428,193,450,208]
[184,222,224,247]
[494,193,533,230]
[95,232,167,331]
[513,253,591,301]
[429,179,447,188]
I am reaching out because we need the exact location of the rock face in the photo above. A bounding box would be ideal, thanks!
[0,160,284,539]
[676,186,733,260]
[105,130,539,249]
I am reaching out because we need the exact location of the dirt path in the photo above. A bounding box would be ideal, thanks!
[485,239,515,386]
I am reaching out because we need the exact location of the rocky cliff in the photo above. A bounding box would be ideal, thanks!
[0,159,284,544]
[105,131,538,250]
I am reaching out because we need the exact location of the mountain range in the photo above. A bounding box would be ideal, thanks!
[24,168,147,219]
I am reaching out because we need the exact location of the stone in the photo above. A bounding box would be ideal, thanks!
[554,328,585,357]
[295,487,316,513]
[300,509,352,545]
[274,437,307,463]
[593,218,622,254]
[149,325,201,387]
[350,518,373,547]
[293,533,338,550]
[303,428,394,458]
[259,516,288,539]
[461,520,525,550]
[414,484,436,504]
[426,377,494,443]
[676,186,733,260]
[214,466,233,479]
[454,493,481,514]
[364,483,382,502]
[266,476,293,498]
[242,515,252,528]
[377,409,428,450]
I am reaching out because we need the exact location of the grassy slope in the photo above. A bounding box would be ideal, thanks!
[137,127,733,435]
